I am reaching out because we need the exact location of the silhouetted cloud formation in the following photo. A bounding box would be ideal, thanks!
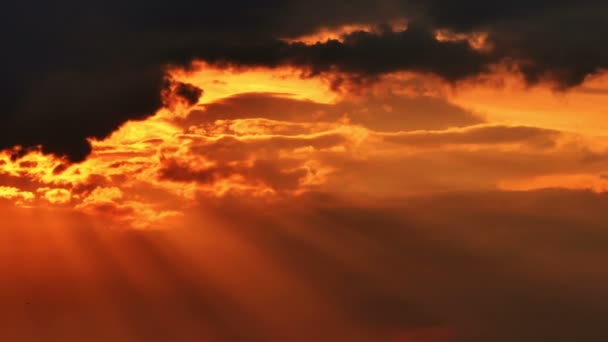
[1,0,606,160]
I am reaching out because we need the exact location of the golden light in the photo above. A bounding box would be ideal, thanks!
[281,19,408,45]
[170,62,339,104]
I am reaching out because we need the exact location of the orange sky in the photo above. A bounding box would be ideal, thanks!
[1,61,608,341]
[3,1,608,339]
[2,63,608,228]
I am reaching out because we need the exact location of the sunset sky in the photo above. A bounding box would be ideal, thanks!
[1,1,608,341]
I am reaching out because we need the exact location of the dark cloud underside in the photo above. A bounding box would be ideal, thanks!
[1,0,606,160]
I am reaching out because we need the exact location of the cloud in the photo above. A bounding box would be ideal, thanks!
[3,81,607,210]
[2,1,607,160]
[1,10,607,341]
[75,186,182,229]
[172,82,204,107]
[0,186,34,205]
[381,125,561,148]
[200,22,493,81]
[186,91,482,132]
[158,132,348,194]
[0,48,607,339]
[40,188,72,205]
[415,0,608,87]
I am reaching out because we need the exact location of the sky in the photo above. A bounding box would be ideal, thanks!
[1,1,608,341]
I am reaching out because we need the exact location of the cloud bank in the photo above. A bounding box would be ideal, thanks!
[2,1,608,159]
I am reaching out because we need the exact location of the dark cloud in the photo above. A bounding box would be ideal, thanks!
[172,82,204,107]
[414,0,575,31]
[415,0,608,87]
[2,0,606,160]
[199,22,493,81]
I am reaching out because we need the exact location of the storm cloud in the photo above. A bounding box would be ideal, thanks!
[1,0,607,160]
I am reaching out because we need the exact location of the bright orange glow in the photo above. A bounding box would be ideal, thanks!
[282,19,408,44]
[170,62,339,104]
[449,72,608,135]
[282,24,377,44]
[3,7,608,342]
[1,65,608,229]
[0,186,34,206]
[0,60,608,342]
[40,188,72,204]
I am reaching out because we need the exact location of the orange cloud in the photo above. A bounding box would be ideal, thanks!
[0,186,34,206]
[282,19,408,44]
[39,188,72,205]
[1,64,608,228]
[0,63,608,340]
[170,62,338,104]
